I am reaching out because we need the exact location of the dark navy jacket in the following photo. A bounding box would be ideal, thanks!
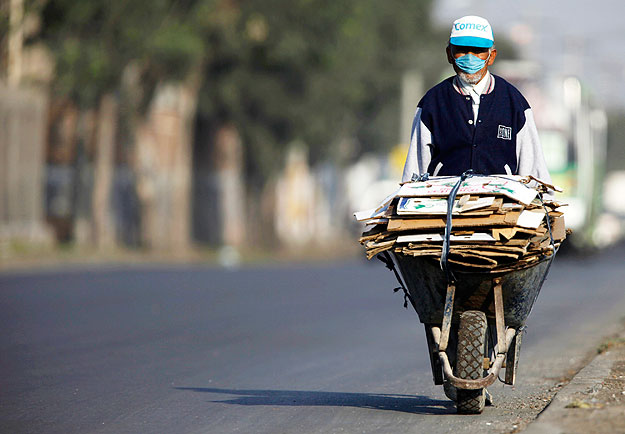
[401,74,551,183]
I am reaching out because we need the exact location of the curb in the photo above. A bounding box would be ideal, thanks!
[522,341,620,433]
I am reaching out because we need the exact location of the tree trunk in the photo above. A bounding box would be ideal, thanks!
[133,68,201,252]
[91,93,117,249]
[72,109,96,246]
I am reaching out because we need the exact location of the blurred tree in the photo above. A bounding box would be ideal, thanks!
[35,0,444,247]
[195,0,443,184]
[192,0,444,246]
[39,0,205,107]
[37,0,207,248]
[0,5,8,75]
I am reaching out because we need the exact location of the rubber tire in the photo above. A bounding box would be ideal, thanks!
[443,380,457,401]
[455,310,487,414]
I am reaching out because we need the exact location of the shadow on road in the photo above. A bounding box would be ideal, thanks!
[175,387,454,415]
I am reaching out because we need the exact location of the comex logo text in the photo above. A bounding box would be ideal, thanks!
[454,23,489,32]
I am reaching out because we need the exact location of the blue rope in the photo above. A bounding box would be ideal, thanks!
[440,170,476,283]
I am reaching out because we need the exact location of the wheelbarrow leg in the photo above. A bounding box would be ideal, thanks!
[493,278,506,355]
[439,282,456,352]
[424,325,444,385]
[492,277,523,386]
[438,282,458,399]
[504,329,523,385]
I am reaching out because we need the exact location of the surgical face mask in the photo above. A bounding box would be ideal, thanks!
[454,52,489,74]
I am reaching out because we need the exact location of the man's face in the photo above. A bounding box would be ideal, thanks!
[446,44,497,84]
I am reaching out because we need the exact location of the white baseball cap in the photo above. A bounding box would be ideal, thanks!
[449,15,494,48]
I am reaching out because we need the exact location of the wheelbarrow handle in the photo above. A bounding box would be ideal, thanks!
[432,327,517,390]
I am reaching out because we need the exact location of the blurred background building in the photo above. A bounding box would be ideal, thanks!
[1,0,624,264]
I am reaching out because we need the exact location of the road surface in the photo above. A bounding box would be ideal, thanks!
[1,243,625,433]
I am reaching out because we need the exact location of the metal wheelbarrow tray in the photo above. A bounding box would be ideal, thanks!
[390,251,554,412]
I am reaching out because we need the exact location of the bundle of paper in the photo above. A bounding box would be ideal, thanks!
[355,175,567,273]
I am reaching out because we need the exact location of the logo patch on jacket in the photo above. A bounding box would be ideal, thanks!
[497,125,512,140]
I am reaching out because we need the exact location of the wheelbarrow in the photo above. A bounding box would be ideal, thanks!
[381,251,554,414]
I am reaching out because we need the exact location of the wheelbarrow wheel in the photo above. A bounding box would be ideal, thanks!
[455,310,487,414]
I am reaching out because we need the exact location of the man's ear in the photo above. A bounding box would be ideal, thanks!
[487,49,497,66]
[446,45,454,65]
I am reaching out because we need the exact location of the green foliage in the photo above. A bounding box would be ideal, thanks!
[0,6,9,39]
[196,0,441,182]
[37,0,444,182]
[146,21,205,80]
[39,0,206,107]
[53,38,116,106]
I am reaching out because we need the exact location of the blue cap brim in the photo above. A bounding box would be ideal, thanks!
[450,36,493,48]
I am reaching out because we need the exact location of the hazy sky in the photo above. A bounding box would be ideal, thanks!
[434,0,625,110]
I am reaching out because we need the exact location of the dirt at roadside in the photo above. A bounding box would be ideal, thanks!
[525,337,625,434]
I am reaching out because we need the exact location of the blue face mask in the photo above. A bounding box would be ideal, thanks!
[454,53,488,74]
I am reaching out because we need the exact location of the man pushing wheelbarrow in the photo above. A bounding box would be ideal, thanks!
[355,16,567,414]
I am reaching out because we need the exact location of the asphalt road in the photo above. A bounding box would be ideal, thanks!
[1,243,625,434]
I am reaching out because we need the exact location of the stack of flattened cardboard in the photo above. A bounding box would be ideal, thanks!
[355,175,567,273]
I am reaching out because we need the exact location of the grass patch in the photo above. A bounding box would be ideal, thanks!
[597,337,625,354]
[565,400,603,409]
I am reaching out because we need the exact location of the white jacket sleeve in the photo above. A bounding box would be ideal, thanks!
[402,107,433,183]
[516,108,552,184]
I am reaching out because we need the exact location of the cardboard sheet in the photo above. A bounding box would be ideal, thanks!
[516,210,546,229]
[396,233,496,243]
[396,176,538,205]
[550,215,566,241]
[396,196,496,215]
[387,211,520,231]
[356,174,567,272]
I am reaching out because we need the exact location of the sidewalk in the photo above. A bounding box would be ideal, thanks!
[523,331,625,434]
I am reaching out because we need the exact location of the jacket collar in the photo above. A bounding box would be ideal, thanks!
[452,73,495,96]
